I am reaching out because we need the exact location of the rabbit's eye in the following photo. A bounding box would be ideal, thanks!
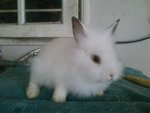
[91,55,101,64]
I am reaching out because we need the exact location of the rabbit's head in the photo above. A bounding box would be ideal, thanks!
[72,17,122,83]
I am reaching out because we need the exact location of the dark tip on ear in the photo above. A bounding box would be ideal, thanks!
[72,16,79,23]
[116,19,120,23]
[111,19,120,35]
[72,16,81,31]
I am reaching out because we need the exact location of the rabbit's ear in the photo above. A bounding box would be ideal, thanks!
[106,19,120,35]
[72,16,87,43]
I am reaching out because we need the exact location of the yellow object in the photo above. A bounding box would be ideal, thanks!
[124,75,150,88]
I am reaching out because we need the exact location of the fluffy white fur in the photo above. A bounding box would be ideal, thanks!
[26,17,122,102]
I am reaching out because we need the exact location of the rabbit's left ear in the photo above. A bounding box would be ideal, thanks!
[72,16,88,43]
[106,19,120,35]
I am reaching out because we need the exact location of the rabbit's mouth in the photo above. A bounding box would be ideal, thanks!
[95,76,114,83]
[95,72,116,82]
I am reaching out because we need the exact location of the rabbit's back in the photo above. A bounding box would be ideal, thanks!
[30,38,84,87]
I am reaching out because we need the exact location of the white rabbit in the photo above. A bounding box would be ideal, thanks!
[26,17,122,102]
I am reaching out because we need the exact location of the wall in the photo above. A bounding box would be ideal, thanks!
[90,0,150,76]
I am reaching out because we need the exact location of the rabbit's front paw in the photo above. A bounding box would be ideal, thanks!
[96,91,104,96]
[26,83,40,99]
[52,86,67,102]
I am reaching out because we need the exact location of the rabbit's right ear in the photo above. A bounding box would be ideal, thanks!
[106,19,120,36]
[72,16,87,44]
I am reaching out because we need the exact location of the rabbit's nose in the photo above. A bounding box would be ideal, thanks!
[109,74,114,80]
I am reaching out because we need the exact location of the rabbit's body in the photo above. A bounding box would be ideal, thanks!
[27,17,122,102]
